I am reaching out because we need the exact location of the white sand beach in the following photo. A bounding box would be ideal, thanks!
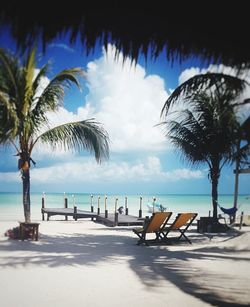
[0,219,250,307]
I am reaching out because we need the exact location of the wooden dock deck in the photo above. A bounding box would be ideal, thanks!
[41,208,144,227]
[42,208,97,220]
[96,213,144,227]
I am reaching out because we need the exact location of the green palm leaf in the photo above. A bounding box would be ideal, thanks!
[0,46,110,222]
[32,67,83,118]
[32,63,50,94]
[23,46,36,116]
[0,90,19,142]
[36,119,109,163]
[0,48,21,103]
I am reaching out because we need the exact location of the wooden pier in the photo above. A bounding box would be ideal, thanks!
[41,207,144,227]
[42,208,97,220]
[96,213,143,227]
[41,194,150,227]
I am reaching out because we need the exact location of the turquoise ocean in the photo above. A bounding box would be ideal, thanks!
[0,192,249,222]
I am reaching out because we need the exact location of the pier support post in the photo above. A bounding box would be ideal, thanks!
[72,194,77,221]
[152,197,156,214]
[139,196,142,218]
[97,196,100,215]
[64,196,68,221]
[105,196,108,218]
[74,205,77,221]
[114,198,118,226]
[41,195,45,221]
[239,211,244,230]
[125,196,128,215]
[90,195,94,221]
[114,212,118,226]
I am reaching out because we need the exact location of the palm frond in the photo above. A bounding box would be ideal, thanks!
[35,119,109,163]
[53,68,84,89]
[239,143,250,163]
[161,91,241,171]
[241,115,250,142]
[161,73,249,117]
[33,67,84,116]
[0,91,19,141]
[0,47,109,167]
[22,46,36,116]
[32,63,50,95]
[167,122,207,167]
[0,48,22,107]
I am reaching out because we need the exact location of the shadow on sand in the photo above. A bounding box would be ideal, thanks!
[0,227,249,306]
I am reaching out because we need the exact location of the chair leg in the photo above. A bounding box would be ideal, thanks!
[155,233,161,242]
[137,235,144,245]
[161,229,171,242]
[178,230,192,244]
[134,232,148,245]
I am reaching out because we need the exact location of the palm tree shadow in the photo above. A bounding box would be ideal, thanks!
[0,231,249,306]
[129,243,250,307]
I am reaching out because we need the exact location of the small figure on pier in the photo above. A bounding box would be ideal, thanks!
[117,206,124,214]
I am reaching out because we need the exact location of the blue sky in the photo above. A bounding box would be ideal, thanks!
[0,30,249,195]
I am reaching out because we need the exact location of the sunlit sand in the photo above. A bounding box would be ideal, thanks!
[0,218,249,306]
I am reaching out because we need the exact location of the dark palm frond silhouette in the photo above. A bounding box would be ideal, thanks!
[160,73,250,220]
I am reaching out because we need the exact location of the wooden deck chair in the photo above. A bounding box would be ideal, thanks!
[132,212,172,245]
[161,213,198,244]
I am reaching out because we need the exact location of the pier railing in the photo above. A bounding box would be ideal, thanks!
[40,194,158,226]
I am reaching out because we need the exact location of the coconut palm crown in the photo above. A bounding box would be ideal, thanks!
[161,73,249,221]
[0,47,109,222]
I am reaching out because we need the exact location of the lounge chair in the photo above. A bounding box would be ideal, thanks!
[132,212,172,245]
[160,213,198,244]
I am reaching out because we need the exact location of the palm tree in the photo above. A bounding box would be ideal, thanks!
[233,113,250,221]
[0,47,109,223]
[235,112,250,173]
[161,73,249,222]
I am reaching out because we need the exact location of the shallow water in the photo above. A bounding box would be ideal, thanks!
[0,192,249,221]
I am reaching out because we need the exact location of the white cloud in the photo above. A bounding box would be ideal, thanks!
[178,64,250,85]
[48,43,75,53]
[33,45,170,158]
[0,171,20,182]
[178,67,201,85]
[0,156,204,185]
[79,45,169,152]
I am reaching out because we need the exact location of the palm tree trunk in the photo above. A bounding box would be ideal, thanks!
[210,162,220,221]
[211,177,218,221]
[22,169,31,223]
[232,141,241,223]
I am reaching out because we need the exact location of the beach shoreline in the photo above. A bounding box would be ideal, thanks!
[0,217,250,307]
[0,192,249,223]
